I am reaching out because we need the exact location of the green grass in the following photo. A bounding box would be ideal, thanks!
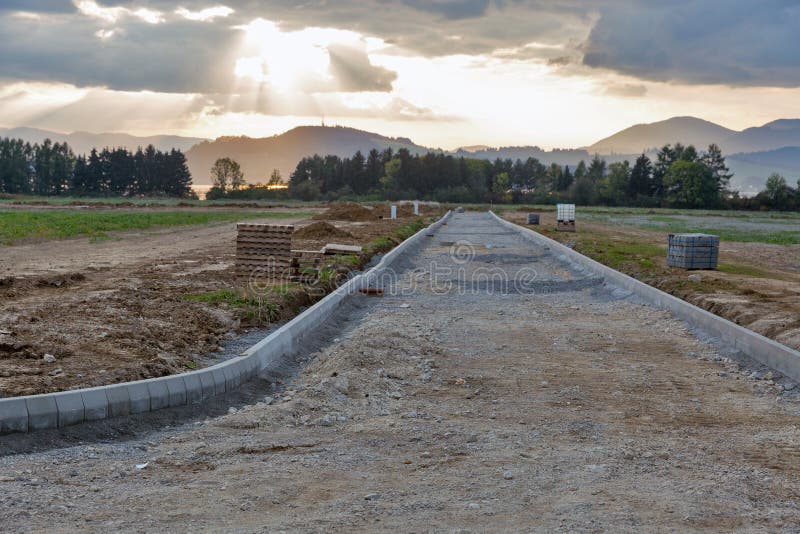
[0,209,314,245]
[0,195,321,209]
[716,263,772,278]
[578,238,665,273]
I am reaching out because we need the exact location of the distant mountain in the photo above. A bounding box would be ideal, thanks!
[185,125,431,185]
[585,116,736,154]
[454,146,590,167]
[727,119,800,153]
[729,146,800,173]
[0,127,206,155]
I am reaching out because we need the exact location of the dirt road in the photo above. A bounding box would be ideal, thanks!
[1,212,799,532]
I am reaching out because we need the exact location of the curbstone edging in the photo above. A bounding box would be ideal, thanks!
[0,211,451,435]
[489,210,800,382]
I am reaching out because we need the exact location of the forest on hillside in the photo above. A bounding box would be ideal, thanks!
[283,144,800,210]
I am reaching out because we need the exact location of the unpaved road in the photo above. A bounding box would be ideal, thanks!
[2,212,800,532]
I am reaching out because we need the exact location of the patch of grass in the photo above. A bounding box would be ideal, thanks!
[578,237,665,274]
[332,254,360,266]
[183,289,248,307]
[367,236,397,255]
[394,218,426,240]
[716,263,772,278]
[0,209,314,245]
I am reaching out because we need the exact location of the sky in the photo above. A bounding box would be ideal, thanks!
[1,0,800,150]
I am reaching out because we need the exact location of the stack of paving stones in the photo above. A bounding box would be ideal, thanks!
[236,223,294,292]
[667,233,720,269]
[527,213,540,225]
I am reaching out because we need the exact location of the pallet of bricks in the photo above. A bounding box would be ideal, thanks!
[667,233,719,269]
[236,223,294,294]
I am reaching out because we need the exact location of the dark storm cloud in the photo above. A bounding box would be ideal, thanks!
[0,14,241,93]
[583,0,800,87]
[327,45,397,92]
[398,0,490,19]
[2,0,800,93]
[0,1,75,13]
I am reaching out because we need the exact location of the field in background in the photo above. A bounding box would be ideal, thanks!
[499,206,800,351]
[0,209,316,245]
[0,194,315,208]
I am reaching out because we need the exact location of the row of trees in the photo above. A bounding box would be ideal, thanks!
[0,137,195,197]
[287,144,799,210]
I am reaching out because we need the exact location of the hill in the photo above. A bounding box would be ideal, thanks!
[585,116,736,154]
[727,119,800,153]
[185,125,431,185]
[0,127,206,155]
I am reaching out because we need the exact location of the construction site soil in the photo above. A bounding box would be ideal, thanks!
[0,205,432,398]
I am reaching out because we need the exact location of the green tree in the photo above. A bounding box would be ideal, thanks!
[628,153,653,199]
[210,157,244,192]
[663,160,718,208]
[764,173,789,206]
[601,160,630,205]
[701,143,733,195]
[268,169,282,185]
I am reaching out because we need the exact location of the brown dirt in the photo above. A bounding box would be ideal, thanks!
[313,202,378,221]
[504,210,800,351]
[0,208,438,398]
[293,221,354,240]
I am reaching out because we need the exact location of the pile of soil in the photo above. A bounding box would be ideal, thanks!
[314,202,376,221]
[293,222,354,240]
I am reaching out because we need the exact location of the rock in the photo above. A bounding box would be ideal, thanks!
[43,354,56,363]
[263,396,274,405]
[364,493,381,501]
[420,451,432,459]
[319,415,332,426]
[228,407,237,414]
[687,274,702,283]
[48,368,63,377]
[467,503,480,510]
[0,476,14,483]
[503,471,514,480]
[333,377,350,395]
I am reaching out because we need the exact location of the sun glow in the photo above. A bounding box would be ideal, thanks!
[235,20,330,90]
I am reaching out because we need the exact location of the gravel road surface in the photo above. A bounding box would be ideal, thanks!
[1,212,799,532]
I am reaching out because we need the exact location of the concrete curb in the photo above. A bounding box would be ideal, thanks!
[0,211,451,435]
[489,210,800,382]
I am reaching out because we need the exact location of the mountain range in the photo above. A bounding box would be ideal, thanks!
[585,116,800,155]
[0,127,205,155]
[4,117,800,193]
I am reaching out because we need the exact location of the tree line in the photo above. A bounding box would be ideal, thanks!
[286,144,799,210]
[0,137,195,197]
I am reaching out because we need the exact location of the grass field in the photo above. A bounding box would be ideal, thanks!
[493,205,800,245]
[0,194,317,208]
[0,209,315,245]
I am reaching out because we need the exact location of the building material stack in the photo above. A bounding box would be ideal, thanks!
[667,233,720,270]
[527,213,540,225]
[556,204,575,232]
[236,223,294,293]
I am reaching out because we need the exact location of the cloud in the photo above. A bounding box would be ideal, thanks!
[399,0,490,19]
[602,82,647,98]
[0,13,242,93]
[583,1,800,87]
[328,44,397,92]
[175,5,234,22]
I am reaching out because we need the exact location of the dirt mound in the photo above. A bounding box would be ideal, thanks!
[294,222,354,240]
[314,202,376,221]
